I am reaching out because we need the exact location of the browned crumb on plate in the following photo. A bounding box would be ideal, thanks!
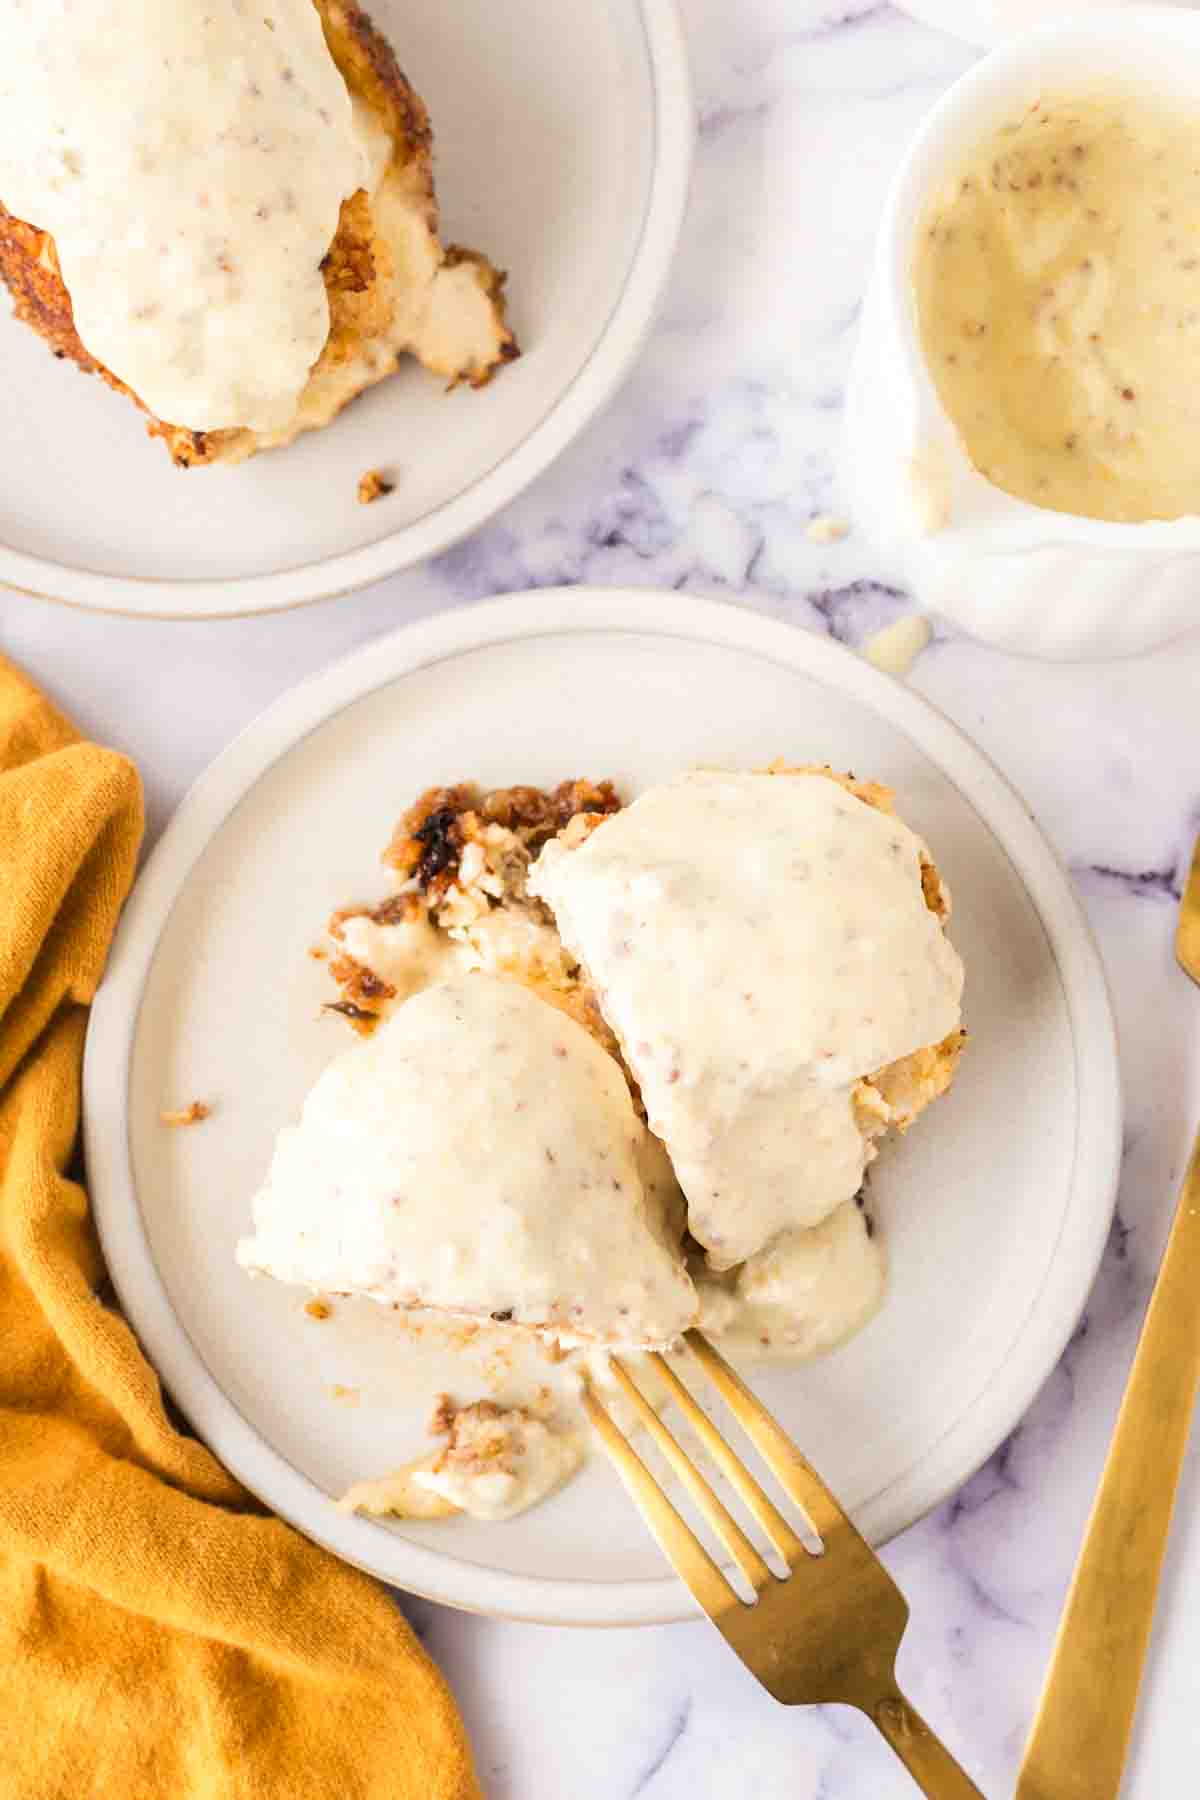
[305,1298,333,1321]
[357,467,395,504]
[159,1101,211,1127]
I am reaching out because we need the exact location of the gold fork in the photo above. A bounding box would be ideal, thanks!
[584,1329,982,1797]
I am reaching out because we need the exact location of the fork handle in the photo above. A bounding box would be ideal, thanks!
[870,1690,984,1798]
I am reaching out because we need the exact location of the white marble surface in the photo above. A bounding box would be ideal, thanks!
[4,2,1200,1794]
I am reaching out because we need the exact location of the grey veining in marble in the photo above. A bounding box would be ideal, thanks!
[5,2,1200,1794]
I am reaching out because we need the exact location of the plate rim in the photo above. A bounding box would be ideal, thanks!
[0,0,694,621]
[83,587,1123,1626]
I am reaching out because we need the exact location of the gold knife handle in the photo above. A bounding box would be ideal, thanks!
[1018,1127,1200,1799]
[870,1690,983,1797]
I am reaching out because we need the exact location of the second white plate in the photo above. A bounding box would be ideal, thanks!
[83,589,1121,1624]
[0,0,691,617]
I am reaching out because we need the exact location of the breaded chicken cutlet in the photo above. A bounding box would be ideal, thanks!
[0,0,516,466]
[310,766,963,1359]
[323,769,965,1140]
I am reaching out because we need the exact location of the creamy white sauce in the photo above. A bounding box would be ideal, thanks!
[862,614,932,677]
[531,771,963,1270]
[415,1413,583,1521]
[238,973,698,1348]
[0,0,368,430]
[339,1404,584,1523]
[339,1463,458,1519]
[697,1200,886,1357]
[914,88,1200,523]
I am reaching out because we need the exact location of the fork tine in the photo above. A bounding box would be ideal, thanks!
[582,1382,740,1620]
[643,1353,807,1565]
[606,1356,773,1591]
[685,1330,847,1542]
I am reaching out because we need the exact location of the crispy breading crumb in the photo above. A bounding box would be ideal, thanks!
[322,998,380,1035]
[357,467,395,504]
[159,1101,211,1127]
[428,1392,457,1436]
[305,1298,333,1321]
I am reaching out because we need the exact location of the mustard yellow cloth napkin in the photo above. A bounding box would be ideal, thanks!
[0,658,481,1800]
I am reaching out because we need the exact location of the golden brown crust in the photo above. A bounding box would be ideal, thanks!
[320,0,433,158]
[327,952,396,1009]
[322,780,624,1061]
[0,207,136,396]
[0,0,515,465]
[439,246,521,388]
[384,780,621,899]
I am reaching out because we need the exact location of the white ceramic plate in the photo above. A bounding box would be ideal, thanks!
[83,589,1121,1626]
[0,2,691,619]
